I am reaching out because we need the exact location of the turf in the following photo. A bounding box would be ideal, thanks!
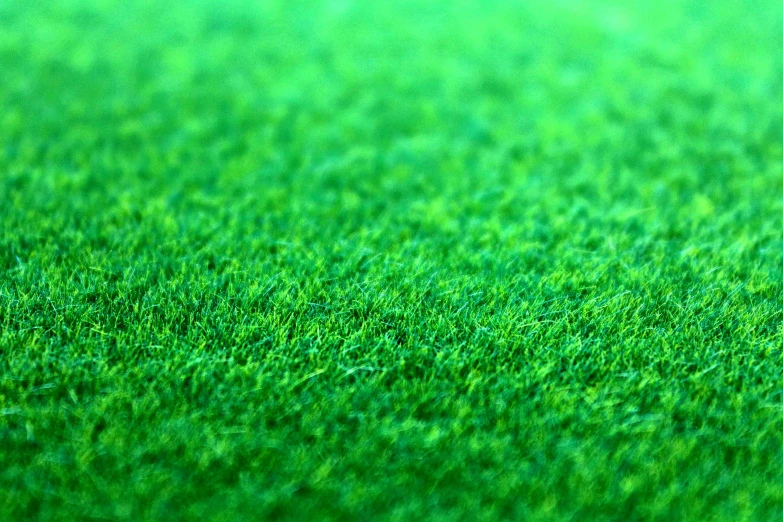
[2,0,783,520]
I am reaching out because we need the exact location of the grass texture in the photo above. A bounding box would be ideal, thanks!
[2,0,783,520]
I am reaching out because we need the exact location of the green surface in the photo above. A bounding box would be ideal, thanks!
[2,0,783,520]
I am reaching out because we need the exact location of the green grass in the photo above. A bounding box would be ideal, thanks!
[2,0,783,519]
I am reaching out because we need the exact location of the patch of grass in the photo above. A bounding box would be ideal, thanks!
[2,0,783,519]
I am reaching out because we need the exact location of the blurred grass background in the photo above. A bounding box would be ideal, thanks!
[2,0,783,520]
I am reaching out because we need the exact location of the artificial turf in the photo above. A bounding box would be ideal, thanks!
[2,0,783,520]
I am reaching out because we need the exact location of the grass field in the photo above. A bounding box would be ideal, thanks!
[2,0,783,520]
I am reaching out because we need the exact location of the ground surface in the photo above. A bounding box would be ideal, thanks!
[2,0,783,520]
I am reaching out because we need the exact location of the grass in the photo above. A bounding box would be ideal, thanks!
[2,0,783,519]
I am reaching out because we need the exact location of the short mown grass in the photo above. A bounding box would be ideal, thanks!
[2,0,783,520]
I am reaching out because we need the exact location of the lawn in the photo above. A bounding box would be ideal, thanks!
[2,0,783,520]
